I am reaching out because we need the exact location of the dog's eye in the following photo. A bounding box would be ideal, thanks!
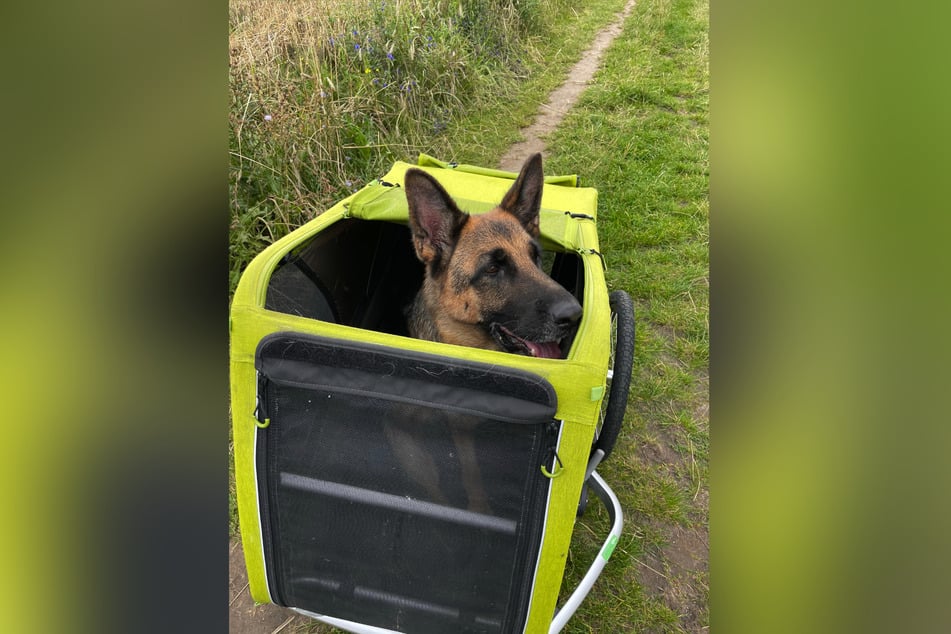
[529,243,543,267]
[479,249,507,279]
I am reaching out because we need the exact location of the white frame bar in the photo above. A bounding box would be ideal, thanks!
[548,470,623,634]
[292,608,401,634]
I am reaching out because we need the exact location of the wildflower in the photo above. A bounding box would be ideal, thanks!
[345,179,353,187]
[387,52,394,61]
[264,114,272,121]
[320,90,327,98]
[365,67,371,74]
[354,44,361,51]
[329,37,335,46]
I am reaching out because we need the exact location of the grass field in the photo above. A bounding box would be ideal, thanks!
[230,0,708,630]
[229,0,628,295]
[546,0,709,630]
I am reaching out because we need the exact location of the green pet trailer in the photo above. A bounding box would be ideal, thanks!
[230,155,635,634]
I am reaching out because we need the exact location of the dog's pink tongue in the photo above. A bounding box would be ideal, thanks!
[527,340,561,359]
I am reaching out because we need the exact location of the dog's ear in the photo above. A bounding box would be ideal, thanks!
[499,153,544,238]
[405,168,469,268]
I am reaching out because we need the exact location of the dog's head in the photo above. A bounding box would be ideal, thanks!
[405,153,582,358]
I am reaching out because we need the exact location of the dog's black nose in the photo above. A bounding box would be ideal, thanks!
[549,296,583,327]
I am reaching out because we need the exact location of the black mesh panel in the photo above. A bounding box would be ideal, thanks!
[254,333,559,634]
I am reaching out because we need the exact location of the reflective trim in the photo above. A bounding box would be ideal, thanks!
[252,430,273,603]
[521,420,565,633]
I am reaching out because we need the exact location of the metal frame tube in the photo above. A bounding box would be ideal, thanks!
[548,470,623,633]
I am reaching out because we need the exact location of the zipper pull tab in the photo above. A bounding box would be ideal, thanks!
[541,420,564,479]
[254,372,271,428]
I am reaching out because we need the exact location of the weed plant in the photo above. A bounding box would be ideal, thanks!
[230,0,571,293]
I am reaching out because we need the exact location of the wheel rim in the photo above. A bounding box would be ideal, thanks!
[596,307,619,443]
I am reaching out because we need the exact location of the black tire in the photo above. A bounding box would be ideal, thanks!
[593,290,635,461]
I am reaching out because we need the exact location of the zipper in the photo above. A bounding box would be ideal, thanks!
[540,420,564,478]
[254,371,270,428]
[253,370,285,605]
[507,419,562,632]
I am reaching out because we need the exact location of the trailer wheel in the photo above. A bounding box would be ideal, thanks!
[593,290,635,461]
[578,291,635,517]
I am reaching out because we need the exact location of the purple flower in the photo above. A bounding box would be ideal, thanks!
[345,180,353,187]
[354,44,361,51]
[387,52,394,61]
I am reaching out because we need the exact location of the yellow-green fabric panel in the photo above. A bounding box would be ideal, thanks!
[230,350,271,603]
[523,418,597,632]
[522,240,613,629]
[380,160,599,219]
[349,180,589,253]
[232,302,608,424]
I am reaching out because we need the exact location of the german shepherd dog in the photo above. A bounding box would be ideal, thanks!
[404,153,582,356]
[386,154,582,513]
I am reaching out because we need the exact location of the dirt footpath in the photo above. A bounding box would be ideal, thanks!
[499,0,637,172]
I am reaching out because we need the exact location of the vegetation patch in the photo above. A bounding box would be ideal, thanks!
[229,0,626,293]
[545,0,708,630]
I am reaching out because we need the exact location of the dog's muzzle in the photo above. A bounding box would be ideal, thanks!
[490,323,565,359]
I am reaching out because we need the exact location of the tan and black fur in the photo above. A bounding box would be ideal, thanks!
[404,153,582,358]
[388,154,582,514]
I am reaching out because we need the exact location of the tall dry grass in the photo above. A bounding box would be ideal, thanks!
[229,0,564,291]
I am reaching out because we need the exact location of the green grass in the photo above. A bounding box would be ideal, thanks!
[229,0,629,295]
[229,0,708,630]
[545,0,709,630]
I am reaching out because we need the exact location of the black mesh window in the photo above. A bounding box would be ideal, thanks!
[254,333,560,634]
